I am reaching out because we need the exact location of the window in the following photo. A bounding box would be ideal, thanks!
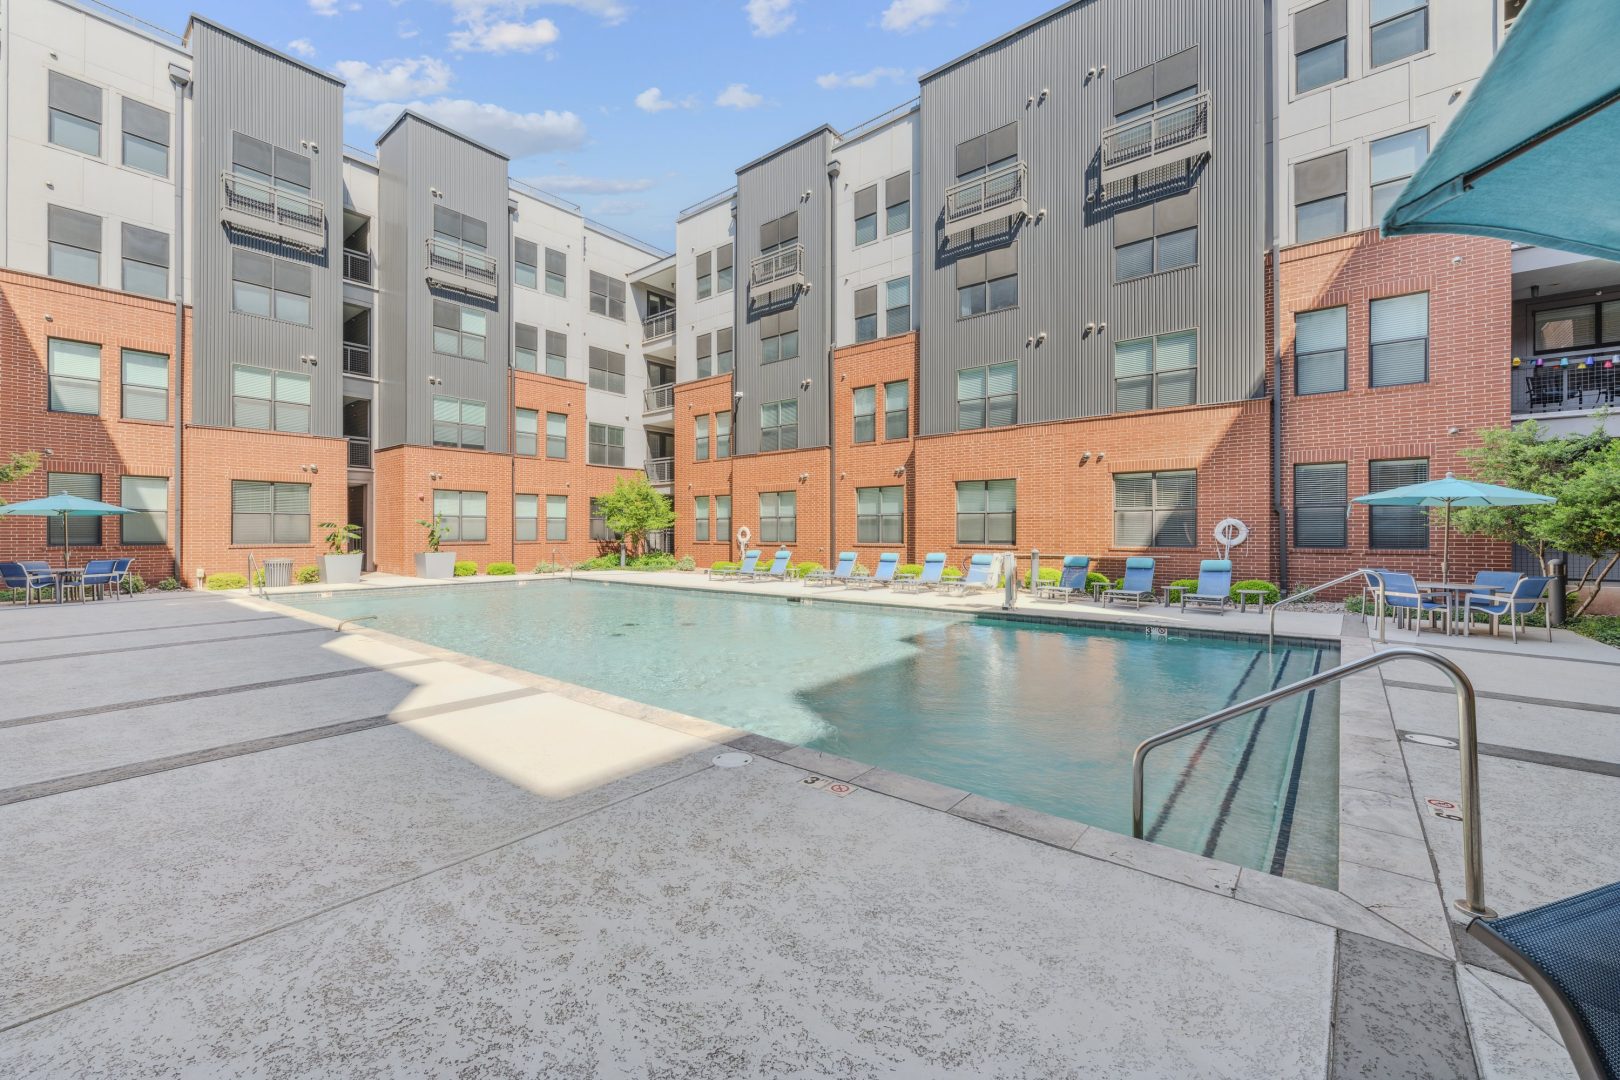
[759,491,797,544]
[697,332,713,379]
[697,250,713,299]
[1372,0,1427,67]
[48,339,101,414]
[1370,128,1429,221]
[544,248,567,296]
[884,380,909,440]
[231,366,310,433]
[1369,292,1429,386]
[1110,47,1199,124]
[759,211,800,255]
[886,172,910,235]
[1532,300,1620,353]
[956,245,1018,317]
[546,412,568,459]
[546,495,568,541]
[121,223,169,298]
[233,251,311,325]
[1294,307,1348,395]
[514,239,538,289]
[231,480,310,545]
[1113,470,1197,547]
[885,276,911,336]
[590,498,620,541]
[546,330,568,378]
[716,412,731,459]
[515,494,539,542]
[121,476,167,545]
[759,400,798,452]
[715,327,734,374]
[515,408,538,456]
[956,362,1017,430]
[1369,459,1429,548]
[121,98,169,176]
[433,489,487,543]
[1295,0,1347,92]
[1294,151,1348,243]
[759,308,800,363]
[432,205,487,253]
[857,486,903,544]
[121,349,168,421]
[47,205,101,285]
[854,184,879,246]
[588,346,626,393]
[695,496,710,542]
[1293,463,1348,548]
[956,479,1016,545]
[46,473,101,546]
[431,300,486,360]
[1115,331,1197,412]
[588,423,625,466]
[589,270,626,319]
[854,286,879,343]
[954,123,1018,182]
[1113,190,1199,282]
[233,133,313,207]
[695,415,710,461]
[716,244,734,293]
[48,72,101,156]
[514,323,539,372]
[431,396,486,449]
[853,387,877,443]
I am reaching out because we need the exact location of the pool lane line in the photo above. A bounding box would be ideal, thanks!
[2,625,332,666]
[1143,650,1264,844]
[1267,649,1329,877]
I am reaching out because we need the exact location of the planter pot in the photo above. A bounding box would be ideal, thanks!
[319,552,363,585]
[415,551,457,579]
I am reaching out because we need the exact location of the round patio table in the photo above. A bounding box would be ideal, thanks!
[1416,582,1483,635]
[45,566,85,604]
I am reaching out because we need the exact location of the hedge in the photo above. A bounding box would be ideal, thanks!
[1231,580,1281,605]
[453,561,478,577]
[294,565,321,584]
[205,573,248,591]
[486,562,517,576]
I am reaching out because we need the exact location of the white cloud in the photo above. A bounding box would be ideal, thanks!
[309,0,340,15]
[744,0,794,36]
[592,197,645,217]
[332,57,453,101]
[541,0,630,24]
[525,174,654,194]
[449,16,559,52]
[815,66,905,90]
[880,0,953,32]
[346,97,587,156]
[634,87,675,112]
[286,38,317,57]
[397,20,419,37]
[715,82,763,109]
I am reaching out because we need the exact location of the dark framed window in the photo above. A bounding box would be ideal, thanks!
[957,362,1017,430]
[885,276,910,336]
[514,238,538,289]
[759,211,800,255]
[545,330,568,378]
[122,98,171,175]
[515,494,538,541]
[1293,463,1348,548]
[231,480,310,545]
[955,479,1015,545]
[1369,459,1429,548]
[715,327,734,374]
[956,245,1018,318]
[1113,470,1197,548]
[759,399,799,452]
[694,495,710,542]
[433,489,487,543]
[46,472,101,546]
[515,408,538,456]
[48,338,101,415]
[853,387,876,444]
[546,412,568,459]
[544,248,567,296]
[716,244,734,293]
[1114,330,1197,412]
[48,72,102,156]
[1295,0,1348,92]
[854,286,879,343]
[696,250,712,299]
[232,365,310,433]
[1294,150,1347,243]
[431,395,486,449]
[121,349,168,421]
[1371,0,1427,67]
[697,332,713,378]
[1532,300,1620,354]
[120,475,167,545]
[695,415,709,461]
[716,495,731,542]
[1113,190,1199,282]
[588,423,625,466]
[954,122,1018,182]
[716,412,731,459]
[1370,128,1429,221]
[47,205,101,285]
[589,270,626,319]
[231,133,315,224]
[590,498,620,541]
[588,346,626,393]
[857,486,903,544]
[886,172,910,234]
[1369,292,1429,387]
[854,184,878,246]
[431,299,487,360]
[759,491,797,544]
[120,223,169,298]
[432,205,487,252]
[1295,307,1348,395]
[884,380,909,440]
[547,495,568,541]
[759,308,800,363]
[233,250,311,325]
[514,323,539,372]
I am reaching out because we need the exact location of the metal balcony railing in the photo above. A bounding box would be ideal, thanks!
[1514,362,1620,415]
[643,384,675,412]
[425,237,499,299]
[749,243,805,297]
[644,456,673,484]
[1100,92,1211,191]
[342,343,372,377]
[943,161,1029,236]
[342,248,372,284]
[220,171,326,250]
[642,309,677,342]
[347,437,371,469]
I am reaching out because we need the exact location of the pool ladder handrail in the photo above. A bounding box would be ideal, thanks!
[1267,569,1371,649]
[1130,646,1494,918]
[246,552,268,599]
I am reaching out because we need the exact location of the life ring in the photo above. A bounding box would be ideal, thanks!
[1214,518,1249,547]
[736,526,752,547]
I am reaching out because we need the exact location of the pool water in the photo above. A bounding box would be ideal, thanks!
[286,580,1340,886]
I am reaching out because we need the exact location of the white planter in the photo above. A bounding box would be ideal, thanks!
[319,552,363,585]
[415,551,457,579]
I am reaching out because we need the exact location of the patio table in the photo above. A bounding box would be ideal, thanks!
[1416,581,1483,635]
[44,566,84,604]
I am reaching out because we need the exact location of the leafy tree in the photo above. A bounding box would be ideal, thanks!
[1540,439,1620,616]
[0,451,41,507]
[596,474,674,557]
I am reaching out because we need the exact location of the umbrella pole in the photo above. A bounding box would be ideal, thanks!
[1443,502,1451,584]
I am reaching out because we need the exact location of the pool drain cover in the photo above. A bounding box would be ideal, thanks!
[713,752,753,768]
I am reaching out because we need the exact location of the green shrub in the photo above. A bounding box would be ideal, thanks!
[532,561,567,574]
[205,572,248,591]
[453,560,478,577]
[294,565,322,585]
[791,561,822,580]
[852,563,871,577]
[710,561,740,572]
[1570,615,1620,648]
[576,554,621,571]
[1230,579,1281,605]
[675,556,696,572]
[628,552,676,570]
[1164,578,1198,602]
[120,571,148,594]
[899,564,923,578]
[1086,571,1110,590]
[251,568,265,588]
[157,577,181,591]
[486,562,517,576]
[1023,566,1062,588]
[942,566,963,580]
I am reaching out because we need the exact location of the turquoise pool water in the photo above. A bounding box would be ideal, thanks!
[286,580,1340,885]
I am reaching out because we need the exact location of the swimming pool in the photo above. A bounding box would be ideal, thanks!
[285,580,1340,885]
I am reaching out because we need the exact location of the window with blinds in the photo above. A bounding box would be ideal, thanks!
[1112,190,1199,282]
[432,300,487,360]
[121,476,167,545]
[432,205,487,252]
[1372,0,1427,67]
[1113,470,1197,548]
[1295,307,1347,395]
[514,494,539,542]
[759,212,799,255]
[884,380,909,440]
[514,238,538,289]
[546,412,568,459]
[759,400,798,452]
[697,332,713,378]
[589,271,626,319]
[886,277,910,336]
[694,495,710,542]
[121,223,169,298]
[954,123,1018,182]
[514,323,539,372]
[886,172,910,235]
[1369,459,1429,548]
[696,250,713,299]
[716,495,731,542]
[717,244,734,293]
[48,205,102,286]
[121,349,168,421]
[1531,300,1620,353]
[431,395,486,449]
[716,327,734,374]
[716,412,731,459]
[46,473,101,546]
[956,479,1016,545]
[853,387,876,444]
[232,250,311,325]
[48,339,101,415]
[1294,150,1347,243]
[547,495,568,541]
[589,498,619,541]
[1114,330,1197,412]
[957,244,1018,318]
[1370,128,1428,222]
[1294,0,1347,92]
[957,362,1017,430]
[588,423,625,466]
[695,415,709,461]
[588,346,626,393]
[232,365,310,433]
[433,489,487,543]
[514,408,538,456]
[759,491,797,543]
[49,71,102,156]
[1369,292,1428,387]
[234,133,312,198]
[854,286,879,343]
[546,330,568,377]
[1293,463,1348,547]
[231,480,309,545]
[854,185,878,246]
[857,486,903,544]
[759,308,799,363]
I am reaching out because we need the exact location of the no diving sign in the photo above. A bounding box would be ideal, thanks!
[1426,797,1463,822]
[801,775,855,798]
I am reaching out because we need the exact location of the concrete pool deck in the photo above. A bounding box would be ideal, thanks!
[1,579,1613,1076]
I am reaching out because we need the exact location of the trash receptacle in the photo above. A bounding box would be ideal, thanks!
[264,558,294,588]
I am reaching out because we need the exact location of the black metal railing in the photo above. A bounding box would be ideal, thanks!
[347,437,371,468]
[343,343,372,377]
[342,248,372,284]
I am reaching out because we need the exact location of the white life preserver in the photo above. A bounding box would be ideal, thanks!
[1213,517,1249,560]
[736,525,752,547]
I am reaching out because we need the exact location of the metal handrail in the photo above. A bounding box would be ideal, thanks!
[643,384,675,412]
[336,615,378,631]
[644,456,673,483]
[220,171,325,240]
[944,161,1028,227]
[1131,646,1493,917]
[424,237,498,284]
[750,243,804,290]
[1268,569,1371,648]
[1101,92,1210,171]
[342,342,371,377]
[245,552,268,599]
[642,310,676,342]
[342,248,372,284]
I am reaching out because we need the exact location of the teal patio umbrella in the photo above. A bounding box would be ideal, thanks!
[1353,473,1555,583]
[0,492,133,568]
[1381,0,1620,259]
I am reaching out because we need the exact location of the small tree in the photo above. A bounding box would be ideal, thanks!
[0,451,41,507]
[415,514,445,552]
[1540,439,1620,616]
[319,521,363,554]
[595,474,674,557]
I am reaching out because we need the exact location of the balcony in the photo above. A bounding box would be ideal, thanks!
[342,343,372,378]
[220,171,327,251]
[1513,360,1620,416]
[1099,92,1211,193]
[347,437,371,469]
[943,161,1028,238]
[424,237,499,299]
[343,248,372,285]
[644,456,673,484]
[749,243,805,299]
[642,309,676,343]
[643,383,675,413]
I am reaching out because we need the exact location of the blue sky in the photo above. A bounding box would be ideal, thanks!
[126,0,1058,248]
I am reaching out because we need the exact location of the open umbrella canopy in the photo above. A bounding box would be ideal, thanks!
[1352,473,1557,508]
[0,492,135,517]
[1381,0,1620,260]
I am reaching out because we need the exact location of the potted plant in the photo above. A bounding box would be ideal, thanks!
[318,521,364,584]
[413,513,456,579]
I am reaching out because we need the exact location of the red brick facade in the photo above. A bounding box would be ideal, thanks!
[673,373,738,564]
[833,333,919,564]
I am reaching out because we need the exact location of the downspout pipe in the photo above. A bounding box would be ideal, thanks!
[826,158,840,561]
[169,63,190,584]
[1262,0,1288,591]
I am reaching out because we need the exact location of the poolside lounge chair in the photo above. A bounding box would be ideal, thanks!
[1463,576,1553,642]
[1180,560,1233,614]
[1376,571,1451,634]
[847,552,899,590]
[806,552,857,587]
[747,549,793,582]
[1465,879,1620,1080]
[1,562,57,605]
[79,559,121,601]
[941,553,997,596]
[1035,555,1091,603]
[893,552,946,593]
[708,550,760,581]
[1102,558,1156,608]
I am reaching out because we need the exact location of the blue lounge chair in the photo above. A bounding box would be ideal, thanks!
[1036,555,1092,603]
[1102,557,1156,608]
[708,550,760,581]
[747,549,793,582]
[1466,879,1620,1080]
[941,553,997,596]
[1463,576,1553,642]
[1359,568,1392,623]
[1180,559,1233,614]
[807,551,857,587]
[79,559,121,601]
[848,552,900,590]
[1376,570,1451,634]
[893,552,946,593]
[1,562,57,605]
[111,557,133,595]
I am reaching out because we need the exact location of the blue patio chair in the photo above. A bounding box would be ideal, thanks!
[1376,570,1451,634]
[1180,560,1234,614]
[806,551,857,587]
[79,559,120,602]
[1036,555,1092,603]
[1463,576,1553,642]
[110,557,133,597]
[941,553,997,596]
[847,552,900,590]
[1,562,55,605]
[893,552,946,593]
[708,550,760,581]
[1102,557,1156,609]
[20,561,72,602]
[1359,569,1392,623]
[1466,880,1620,1080]
[746,549,793,582]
